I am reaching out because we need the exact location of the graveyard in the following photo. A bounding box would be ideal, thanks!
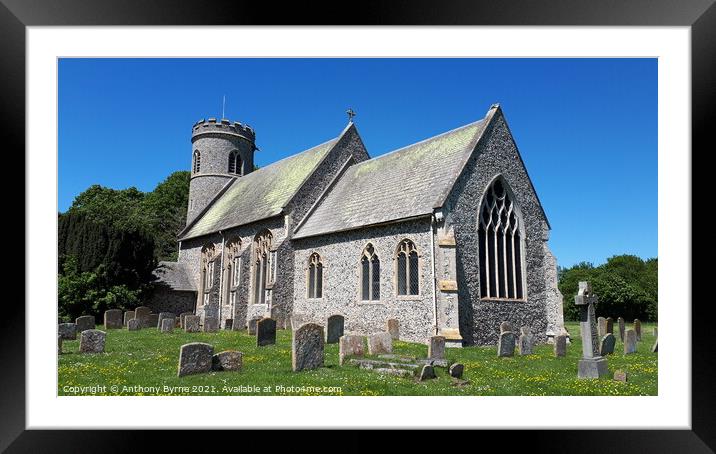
[58,319,657,396]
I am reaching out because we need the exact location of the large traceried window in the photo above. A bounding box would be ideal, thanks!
[252,230,273,305]
[199,243,216,306]
[224,238,242,310]
[307,253,323,299]
[396,239,419,296]
[193,150,201,173]
[478,177,524,300]
[360,244,380,301]
[228,150,243,175]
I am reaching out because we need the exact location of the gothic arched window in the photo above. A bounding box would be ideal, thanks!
[478,177,524,300]
[360,244,380,301]
[228,150,243,175]
[252,230,272,305]
[224,237,242,310]
[307,253,323,299]
[193,150,201,173]
[199,243,216,307]
[396,239,419,296]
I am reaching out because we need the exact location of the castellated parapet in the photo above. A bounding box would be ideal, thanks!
[187,118,257,226]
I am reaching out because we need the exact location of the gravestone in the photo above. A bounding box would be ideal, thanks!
[178,343,214,377]
[634,319,642,341]
[575,281,609,378]
[211,351,243,371]
[257,317,277,347]
[367,333,393,355]
[326,315,345,344]
[79,329,106,353]
[653,327,658,337]
[292,323,324,372]
[554,334,567,357]
[599,333,616,355]
[419,364,436,381]
[123,311,135,326]
[387,319,400,340]
[224,319,233,330]
[58,323,76,340]
[104,309,123,329]
[248,317,261,335]
[184,315,200,333]
[499,321,513,334]
[160,318,174,333]
[58,335,62,355]
[624,329,637,354]
[597,317,607,338]
[157,312,176,329]
[606,317,614,334]
[179,312,193,329]
[449,363,464,378]
[497,332,516,357]
[519,329,534,356]
[134,306,152,328]
[75,315,95,333]
[203,317,219,333]
[339,335,365,365]
[618,317,625,342]
[127,319,141,331]
[651,340,658,353]
[614,370,628,383]
[428,336,446,360]
[147,313,160,329]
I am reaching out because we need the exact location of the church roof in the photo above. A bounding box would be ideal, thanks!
[293,115,491,239]
[152,261,196,291]
[179,133,343,240]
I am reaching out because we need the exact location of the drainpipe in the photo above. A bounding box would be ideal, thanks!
[431,214,438,336]
[218,230,226,321]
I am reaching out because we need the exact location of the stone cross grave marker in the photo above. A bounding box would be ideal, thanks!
[575,281,608,378]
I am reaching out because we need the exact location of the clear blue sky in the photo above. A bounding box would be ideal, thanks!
[58,58,657,268]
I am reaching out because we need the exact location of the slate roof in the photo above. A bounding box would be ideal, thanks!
[293,118,489,239]
[179,136,341,240]
[153,261,196,291]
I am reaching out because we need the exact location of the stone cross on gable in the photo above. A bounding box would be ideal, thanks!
[346,108,356,123]
[575,281,599,358]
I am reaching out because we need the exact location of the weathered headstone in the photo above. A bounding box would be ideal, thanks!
[449,363,464,378]
[224,319,233,330]
[554,334,567,357]
[127,319,141,331]
[618,317,625,341]
[339,335,365,365]
[387,319,400,340]
[497,332,516,357]
[634,319,642,341]
[104,309,123,329]
[257,317,277,347]
[326,315,345,344]
[160,318,174,333]
[178,342,214,377]
[58,335,62,355]
[58,323,76,340]
[75,315,95,333]
[157,312,175,328]
[597,317,607,338]
[575,281,609,378]
[123,311,135,326]
[518,331,534,355]
[499,321,513,334]
[292,323,324,372]
[184,315,200,333]
[624,329,637,354]
[179,312,193,329]
[428,336,446,360]
[79,329,106,353]
[147,313,159,329]
[599,333,616,355]
[203,317,219,333]
[419,364,436,381]
[614,370,628,383]
[211,351,243,371]
[248,317,261,335]
[367,333,393,355]
[653,327,658,337]
[651,340,658,353]
[134,306,152,328]
[606,317,614,334]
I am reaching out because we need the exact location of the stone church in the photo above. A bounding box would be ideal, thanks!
[151,104,566,346]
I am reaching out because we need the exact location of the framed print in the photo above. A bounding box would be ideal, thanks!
[5,0,714,450]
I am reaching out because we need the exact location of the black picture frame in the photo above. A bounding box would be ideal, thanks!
[4,0,712,451]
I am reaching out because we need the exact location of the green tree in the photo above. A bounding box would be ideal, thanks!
[141,171,190,261]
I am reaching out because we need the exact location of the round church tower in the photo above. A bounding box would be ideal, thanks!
[186,118,257,225]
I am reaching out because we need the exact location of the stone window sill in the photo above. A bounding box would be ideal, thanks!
[358,300,385,306]
[481,298,527,303]
[307,297,324,302]
[395,295,422,301]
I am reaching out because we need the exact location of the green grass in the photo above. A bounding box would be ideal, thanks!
[58,321,657,396]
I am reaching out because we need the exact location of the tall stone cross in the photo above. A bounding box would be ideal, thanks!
[574,281,609,378]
